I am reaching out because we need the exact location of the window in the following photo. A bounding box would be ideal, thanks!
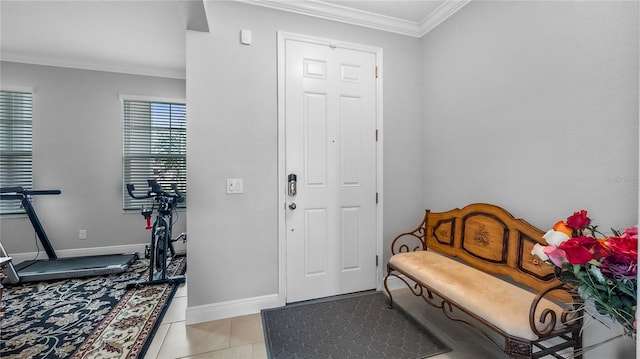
[0,91,33,214]
[122,99,186,210]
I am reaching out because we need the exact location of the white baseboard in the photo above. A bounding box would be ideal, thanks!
[185,293,281,325]
[183,276,417,325]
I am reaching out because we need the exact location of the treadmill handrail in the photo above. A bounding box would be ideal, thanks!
[0,186,60,259]
[0,186,61,196]
[0,186,24,193]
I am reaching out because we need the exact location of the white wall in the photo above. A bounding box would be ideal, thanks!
[420,1,638,229]
[0,62,186,257]
[419,1,638,357]
[186,1,423,309]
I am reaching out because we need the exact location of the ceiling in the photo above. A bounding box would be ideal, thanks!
[0,0,468,80]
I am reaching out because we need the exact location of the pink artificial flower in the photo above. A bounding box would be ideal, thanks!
[543,245,567,267]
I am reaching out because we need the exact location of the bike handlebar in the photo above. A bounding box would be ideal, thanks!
[126,180,183,203]
[126,183,151,200]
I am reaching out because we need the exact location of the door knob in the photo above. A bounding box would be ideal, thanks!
[289,202,297,210]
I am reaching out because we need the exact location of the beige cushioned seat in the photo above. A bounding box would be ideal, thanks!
[389,251,566,341]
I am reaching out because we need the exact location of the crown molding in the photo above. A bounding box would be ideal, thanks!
[237,0,421,37]
[1,51,186,80]
[237,0,469,38]
[419,0,470,36]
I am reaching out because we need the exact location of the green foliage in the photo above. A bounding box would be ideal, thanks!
[562,263,637,333]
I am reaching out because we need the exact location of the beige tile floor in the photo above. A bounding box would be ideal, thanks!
[145,282,268,359]
[145,284,505,359]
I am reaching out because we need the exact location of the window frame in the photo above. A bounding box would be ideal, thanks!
[121,95,187,211]
[0,89,34,215]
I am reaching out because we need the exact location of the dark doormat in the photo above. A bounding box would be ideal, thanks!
[261,291,451,359]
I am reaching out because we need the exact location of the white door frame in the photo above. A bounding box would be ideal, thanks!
[276,31,384,305]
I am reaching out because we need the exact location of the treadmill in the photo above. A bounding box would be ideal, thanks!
[0,186,138,283]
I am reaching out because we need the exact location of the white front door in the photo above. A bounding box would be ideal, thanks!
[281,34,380,303]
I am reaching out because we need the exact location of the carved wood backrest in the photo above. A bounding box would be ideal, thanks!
[423,203,558,293]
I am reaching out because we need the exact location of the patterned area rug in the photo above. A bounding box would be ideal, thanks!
[261,291,451,359]
[0,256,186,359]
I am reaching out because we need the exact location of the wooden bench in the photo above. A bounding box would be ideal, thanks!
[383,203,584,359]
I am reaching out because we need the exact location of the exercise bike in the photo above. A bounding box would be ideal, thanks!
[126,179,186,289]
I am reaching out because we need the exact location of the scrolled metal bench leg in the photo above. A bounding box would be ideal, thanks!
[383,266,394,309]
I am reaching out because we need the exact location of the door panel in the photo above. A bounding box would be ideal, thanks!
[340,206,361,271]
[340,96,362,184]
[304,93,328,186]
[285,38,377,303]
[304,208,327,276]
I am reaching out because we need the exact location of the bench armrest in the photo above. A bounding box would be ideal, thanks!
[529,280,583,338]
[390,214,427,255]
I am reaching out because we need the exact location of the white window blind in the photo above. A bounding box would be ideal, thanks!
[0,91,33,214]
[122,99,186,210]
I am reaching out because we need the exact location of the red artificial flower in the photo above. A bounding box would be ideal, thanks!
[606,227,638,261]
[566,210,591,231]
[559,236,600,265]
[624,227,638,238]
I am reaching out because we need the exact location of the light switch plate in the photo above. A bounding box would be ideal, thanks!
[226,179,243,194]
[240,29,252,45]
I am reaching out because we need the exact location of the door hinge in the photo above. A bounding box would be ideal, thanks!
[375,66,379,79]
[376,255,379,266]
[376,192,379,204]
[375,129,378,142]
